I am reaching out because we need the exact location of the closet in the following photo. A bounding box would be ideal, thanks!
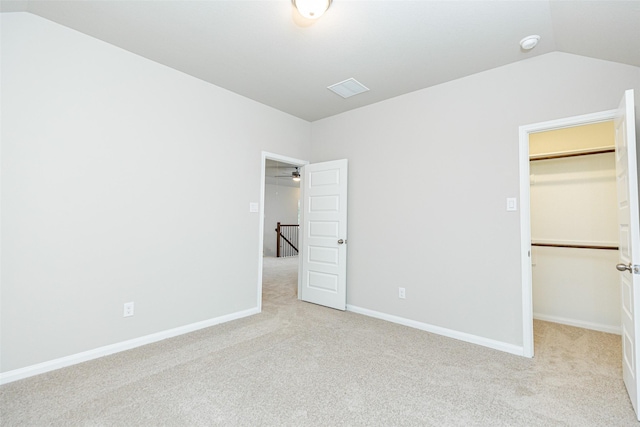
[530,121,620,334]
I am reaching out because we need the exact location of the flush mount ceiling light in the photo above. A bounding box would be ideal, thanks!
[292,0,332,20]
[520,35,541,50]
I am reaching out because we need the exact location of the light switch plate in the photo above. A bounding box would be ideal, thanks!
[249,202,259,213]
[506,198,517,211]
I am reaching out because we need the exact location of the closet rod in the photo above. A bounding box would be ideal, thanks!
[532,242,619,251]
[530,148,614,161]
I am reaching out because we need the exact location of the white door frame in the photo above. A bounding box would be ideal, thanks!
[519,109,617,358]
[257,151,308,312]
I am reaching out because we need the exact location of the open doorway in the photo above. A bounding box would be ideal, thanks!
[525,120,623,393]
[519,109,618,357]
[257,152,307,312]
[258,154,349,313]
[263,159,301,258]
[521,91,640,418]
[529,121,620,335]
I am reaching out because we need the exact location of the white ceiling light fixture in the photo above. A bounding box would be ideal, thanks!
[520,35,540,50]
[292,0,332,20]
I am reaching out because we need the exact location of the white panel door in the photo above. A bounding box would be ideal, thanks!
[615,89,640,419]
[299,159,348,310]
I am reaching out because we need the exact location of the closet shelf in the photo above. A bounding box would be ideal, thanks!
[532,242,618,251]
[530,147,614,161]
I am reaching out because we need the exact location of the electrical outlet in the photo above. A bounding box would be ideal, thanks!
[398,287,406,299]
[123,302,134,317]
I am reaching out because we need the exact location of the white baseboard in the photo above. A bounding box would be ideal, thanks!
[346,305,524,357]
[0,307,260,385]
[533,312,621,335]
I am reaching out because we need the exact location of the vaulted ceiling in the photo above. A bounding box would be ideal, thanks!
[2,1,639,122]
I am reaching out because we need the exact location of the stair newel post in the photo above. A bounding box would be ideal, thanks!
[276,222,281,258]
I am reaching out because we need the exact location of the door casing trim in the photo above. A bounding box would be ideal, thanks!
[258,152,308,311]
[519,109,616,357]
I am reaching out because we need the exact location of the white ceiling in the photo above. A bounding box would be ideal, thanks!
[2,1,639,122]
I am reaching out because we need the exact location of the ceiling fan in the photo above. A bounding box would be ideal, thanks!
[275,167,301,181]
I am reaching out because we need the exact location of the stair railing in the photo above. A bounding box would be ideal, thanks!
[276,222,299,257]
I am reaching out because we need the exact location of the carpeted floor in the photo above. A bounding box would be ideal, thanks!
[0,256,637,426]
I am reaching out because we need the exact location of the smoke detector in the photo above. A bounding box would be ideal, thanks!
[520,35,540,50]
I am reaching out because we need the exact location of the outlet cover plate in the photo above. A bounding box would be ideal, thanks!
[123,302,134,317]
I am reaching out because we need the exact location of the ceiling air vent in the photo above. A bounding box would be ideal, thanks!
[327,78,369,99]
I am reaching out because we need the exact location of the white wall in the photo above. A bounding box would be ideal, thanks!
[2,14,640,376]
[0,13,310,373]
[311,52,640,350]
[263,183,299,257]
[530,152,620,333]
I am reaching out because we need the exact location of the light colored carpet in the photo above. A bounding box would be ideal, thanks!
[0,256,637,426]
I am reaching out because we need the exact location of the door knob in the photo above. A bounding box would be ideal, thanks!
[617,263,632,272]
[338,239,345,245]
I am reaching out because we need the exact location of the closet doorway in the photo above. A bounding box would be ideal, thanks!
[519,91,640,418]
[518,108,621,357]
[529,121,620,335]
